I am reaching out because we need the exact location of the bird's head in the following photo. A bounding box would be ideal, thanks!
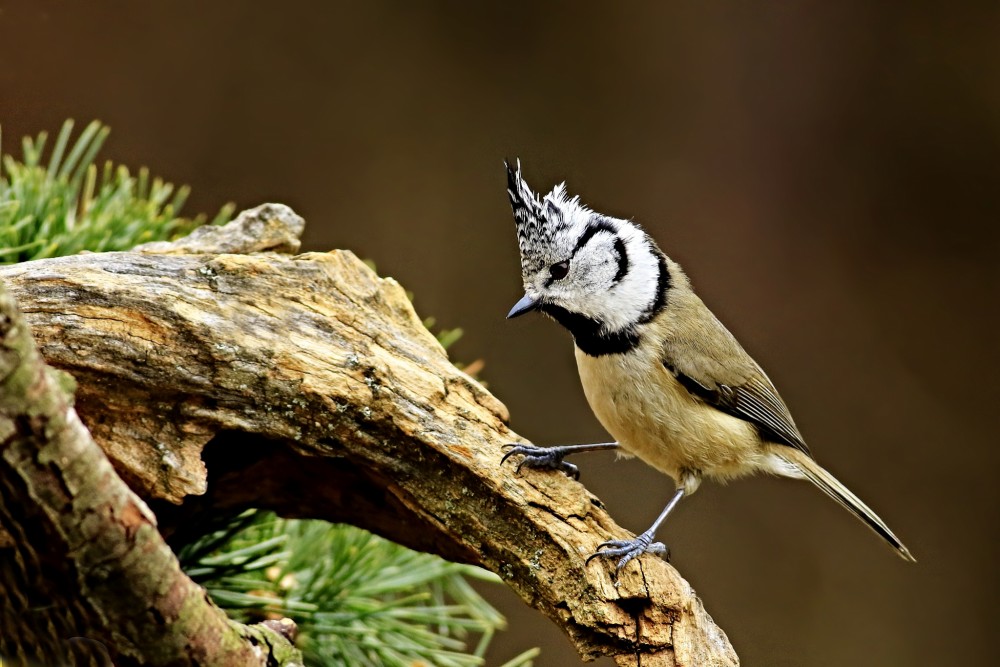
[505,160,668,339]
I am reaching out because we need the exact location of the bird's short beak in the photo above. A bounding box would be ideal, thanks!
[506,293,540,319]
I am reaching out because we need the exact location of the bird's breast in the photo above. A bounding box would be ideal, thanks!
[574,344,766,483]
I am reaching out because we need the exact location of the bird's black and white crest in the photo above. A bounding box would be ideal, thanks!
[505,160,589,275]
[504,160,672,355]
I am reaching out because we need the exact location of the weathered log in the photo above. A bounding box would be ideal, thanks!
[0,204,738,665]
[0,277,302,666]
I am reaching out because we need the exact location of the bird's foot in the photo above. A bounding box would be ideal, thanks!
[501,444,580,480]
[586,531,669,571]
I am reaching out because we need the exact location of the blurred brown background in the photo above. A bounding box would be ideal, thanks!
[2,1,997,665]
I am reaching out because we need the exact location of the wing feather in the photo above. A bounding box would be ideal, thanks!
[658,291,811,456]
[732,376,809,454]
[667,360,810,455]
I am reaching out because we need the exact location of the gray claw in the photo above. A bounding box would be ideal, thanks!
[586,533,669,571]
[500,444,580,480]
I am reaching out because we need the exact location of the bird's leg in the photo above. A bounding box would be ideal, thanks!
[500,442,619,480]
[587,485,686,571]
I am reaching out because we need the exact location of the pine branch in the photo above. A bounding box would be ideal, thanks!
[177,510,528,667]
[0,119,233,264]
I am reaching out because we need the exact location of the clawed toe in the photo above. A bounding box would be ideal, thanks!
[500,444,580,479]
[586,535,669,571]
[499,444,523,466]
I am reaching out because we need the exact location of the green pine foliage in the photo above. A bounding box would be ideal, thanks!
[0,119,233,264]
[179,511,538,667]
[2,120,534,666]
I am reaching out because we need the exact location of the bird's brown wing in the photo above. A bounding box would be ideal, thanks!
[660,310,811,457]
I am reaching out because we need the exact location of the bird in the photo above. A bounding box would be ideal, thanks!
[500,160,915,570]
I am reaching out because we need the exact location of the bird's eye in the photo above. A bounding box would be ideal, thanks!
[549,260,570,281]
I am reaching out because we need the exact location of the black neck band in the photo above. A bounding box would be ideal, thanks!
[540,304,641,356]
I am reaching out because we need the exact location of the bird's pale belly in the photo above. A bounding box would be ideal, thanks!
[575,345,770,486]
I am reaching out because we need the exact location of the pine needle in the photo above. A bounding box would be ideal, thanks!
[177,511,537,667]
[0,119,232,264]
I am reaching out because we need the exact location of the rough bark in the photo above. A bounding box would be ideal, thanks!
[0,204,738,666]
[0,274,302,665]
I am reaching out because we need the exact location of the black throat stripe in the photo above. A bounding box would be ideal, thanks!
[540,303,641,356]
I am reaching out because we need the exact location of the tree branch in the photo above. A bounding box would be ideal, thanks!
[0,274,302,665]
[0,204,738,665]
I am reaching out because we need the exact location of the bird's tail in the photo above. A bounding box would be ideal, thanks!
[776,448,916,562]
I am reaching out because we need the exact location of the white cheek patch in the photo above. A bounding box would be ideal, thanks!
[584,233,662,331]
[535,222,663,333]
